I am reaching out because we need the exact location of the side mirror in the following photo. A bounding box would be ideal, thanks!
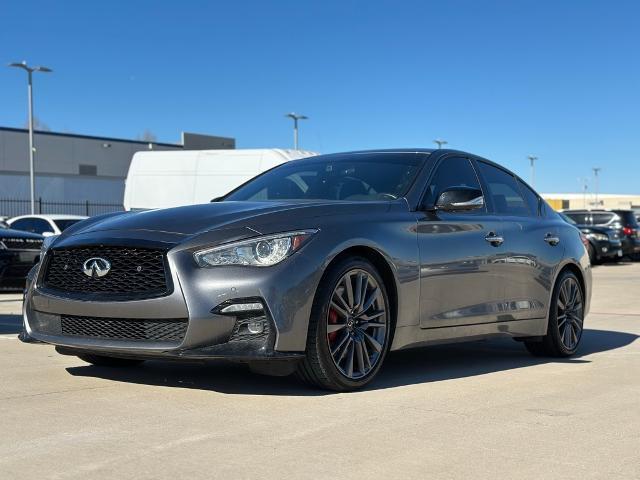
[434,186,484,212]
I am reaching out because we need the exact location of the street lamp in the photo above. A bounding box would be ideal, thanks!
[285,112,308,150]
[8,61,52,214]
[592,167,601,207]
[433,139,448,149]
[527,155,538,188]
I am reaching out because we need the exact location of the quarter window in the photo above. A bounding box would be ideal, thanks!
[477,162,529,216]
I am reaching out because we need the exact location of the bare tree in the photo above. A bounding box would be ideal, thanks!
[24,116,51,131]
[137,129,157,142]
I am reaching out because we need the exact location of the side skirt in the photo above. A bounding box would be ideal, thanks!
[390,317,547,351]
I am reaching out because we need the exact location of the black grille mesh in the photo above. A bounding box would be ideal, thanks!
[61,315,187,342]
[43,247,168,297]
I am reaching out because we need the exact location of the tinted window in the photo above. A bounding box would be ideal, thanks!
[565,213,589,225]
[225,154,423,202]
[477,162,529,216]
[612,210,639,227]
[31,218,54,234]
[423,157,483,209]
[517,178,541,216]
[10,218,34,232]
[54,219,82,231]
[592,213,617,225]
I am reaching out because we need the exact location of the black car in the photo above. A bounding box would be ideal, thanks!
[0,226,44,290]
[558,213,622,263]
[611,210,640,259]
[564,210,640,259]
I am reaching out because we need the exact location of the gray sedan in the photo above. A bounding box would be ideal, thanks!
[22,149,591,391]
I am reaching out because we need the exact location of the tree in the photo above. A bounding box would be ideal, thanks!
[137,129,157,142]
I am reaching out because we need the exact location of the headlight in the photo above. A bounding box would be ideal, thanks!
[40,234,59,258]
[587,233,608,242]
[194,230,318,267]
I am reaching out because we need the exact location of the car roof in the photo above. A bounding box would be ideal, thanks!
[9,214,88,221]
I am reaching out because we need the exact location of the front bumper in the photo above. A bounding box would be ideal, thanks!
[22,234,322,362]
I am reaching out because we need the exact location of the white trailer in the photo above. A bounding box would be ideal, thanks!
[123,149,317,210]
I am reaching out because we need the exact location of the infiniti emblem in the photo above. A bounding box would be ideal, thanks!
[82,257,111,278]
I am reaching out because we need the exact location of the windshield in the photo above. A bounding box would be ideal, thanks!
[225,153,424,202]
[54,219,82,231]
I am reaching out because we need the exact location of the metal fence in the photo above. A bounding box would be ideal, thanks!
[0,198,124,218]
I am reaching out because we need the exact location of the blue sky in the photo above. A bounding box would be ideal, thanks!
[1,0,638,193]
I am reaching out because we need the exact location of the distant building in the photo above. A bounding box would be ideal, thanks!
[0,127,235,207]
[542,193,640,211]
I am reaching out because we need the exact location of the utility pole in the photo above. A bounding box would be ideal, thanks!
[592,167,601,207]
[8,61,53,214]
[527,155,538,188]
[433,139,448,149]
[285,113,308,150]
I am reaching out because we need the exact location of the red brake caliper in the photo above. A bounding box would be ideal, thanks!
[328,308,339,343]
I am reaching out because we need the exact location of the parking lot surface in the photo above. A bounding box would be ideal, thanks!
[1,263,639,479]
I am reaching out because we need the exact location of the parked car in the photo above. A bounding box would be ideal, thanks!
[22,149,591,391]
[0,224,43,290]
[8,214,87,236]
[563,209,640,259]
[558,213,622,263]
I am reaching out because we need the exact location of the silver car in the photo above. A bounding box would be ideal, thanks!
[22,149,591,391]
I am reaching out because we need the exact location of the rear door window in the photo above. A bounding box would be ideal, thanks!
[516,179,541,216]
[591,213,616,226]
[476,162,529,216]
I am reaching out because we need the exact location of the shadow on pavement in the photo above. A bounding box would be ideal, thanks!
[65,328,638,396]
[0,314,22,334]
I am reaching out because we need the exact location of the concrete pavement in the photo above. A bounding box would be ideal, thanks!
[1,263,638,479]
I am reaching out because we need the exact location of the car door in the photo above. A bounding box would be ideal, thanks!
[417,156,506,328]
[475,162,563,321]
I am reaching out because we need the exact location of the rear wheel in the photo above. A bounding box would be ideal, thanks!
[297,257,391,391]
[524,270,584,357]
[77,354,145,367]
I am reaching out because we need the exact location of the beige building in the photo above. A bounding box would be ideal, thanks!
[542,193,640,211]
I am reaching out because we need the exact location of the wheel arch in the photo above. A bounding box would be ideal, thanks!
[322,245,399,335]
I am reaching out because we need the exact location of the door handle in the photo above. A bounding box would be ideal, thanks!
[544,234,560,246]
[485,232,504,246]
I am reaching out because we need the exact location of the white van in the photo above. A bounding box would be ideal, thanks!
[123,149,317,211]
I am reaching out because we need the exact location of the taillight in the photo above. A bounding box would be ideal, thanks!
[623,226,633,236]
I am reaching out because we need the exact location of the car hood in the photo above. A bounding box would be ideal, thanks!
[64,200,392,239]
[0,228,44,240]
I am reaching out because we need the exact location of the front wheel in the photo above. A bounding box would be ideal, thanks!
[297,257,391,391]
[525,270,585,357]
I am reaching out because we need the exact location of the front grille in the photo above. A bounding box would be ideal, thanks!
[1,237,43,250]
[61,315,187,342]
[43,246,169,298]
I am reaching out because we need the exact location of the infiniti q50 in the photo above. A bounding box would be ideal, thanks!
[22,150,591,391]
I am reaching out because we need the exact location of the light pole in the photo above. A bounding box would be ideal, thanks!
[578,177,588,208]
[285,112,308,150]
[592,167,601,207]
[8,61,52,214]
[433,139,448,149]
[527,155,538,188]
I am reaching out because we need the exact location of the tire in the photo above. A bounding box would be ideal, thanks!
[524,270,584,357]
[586,243,598,264]
[297,256,392,391]
[77,354,145,367]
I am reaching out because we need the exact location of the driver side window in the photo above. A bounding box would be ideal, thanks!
[423,157,484,212]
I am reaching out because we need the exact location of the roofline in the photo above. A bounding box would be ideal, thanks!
[0,126,180,148]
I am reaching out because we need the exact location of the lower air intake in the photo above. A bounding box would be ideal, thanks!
[60,315,187,342]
